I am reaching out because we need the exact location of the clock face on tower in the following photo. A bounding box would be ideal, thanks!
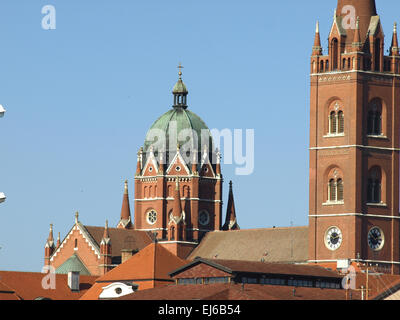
[325,227,343,251]
[368,227,384,251]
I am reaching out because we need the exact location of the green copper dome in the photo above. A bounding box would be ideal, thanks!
[143,107,213,156]
[142,73,214,166]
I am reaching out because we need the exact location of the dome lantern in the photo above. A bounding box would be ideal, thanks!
[173,63,188,109]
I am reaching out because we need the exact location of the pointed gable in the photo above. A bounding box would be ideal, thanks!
[166,151,191,176]
[142,153,159,177]
[199,148,215,178]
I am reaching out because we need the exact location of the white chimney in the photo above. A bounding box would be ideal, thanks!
[68,271,80,292]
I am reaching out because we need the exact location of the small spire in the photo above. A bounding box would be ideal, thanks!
[191,149,198,175]
[136,147,143,176]
[56,232,61,248]
[101,220,111,247]
[46,224,55,248]
[124,179,128,195]
[215,148,221,176]
[222,181,240,231]
[48,224,54,241]
[104,220,109,238]
[75,211,79,224]
[118,179,132,229]
[391,22,399,56]
[353,17,362,51]
[159,149,165,173]
[173,178,183,219]
[312,21,322,56]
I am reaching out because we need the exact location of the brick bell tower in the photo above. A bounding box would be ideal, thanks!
[308,0,400,274]
[133,67,223,259]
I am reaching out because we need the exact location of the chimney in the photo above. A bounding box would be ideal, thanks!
[121,249,134,264]
[68,271,80,292]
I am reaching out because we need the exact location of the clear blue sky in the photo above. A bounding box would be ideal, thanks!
[0,0,399,272]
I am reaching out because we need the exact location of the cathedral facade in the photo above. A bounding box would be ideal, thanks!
[44,0,400,278]
[44,70,239,276]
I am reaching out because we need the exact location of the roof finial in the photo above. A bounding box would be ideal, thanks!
[124,179,128,194]
[316,21,319,33]
[395,22,398,33]
[75,211,79,224]
[177,62,184,79]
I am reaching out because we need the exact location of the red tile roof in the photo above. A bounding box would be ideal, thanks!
[0,271,97,300]
[171,258,342,279]
[0,280,20,300]
[80,243,188,300]
[188,227,308,263]
[83,226,154,260]
[97,243,187,282]
[116,283,361,300]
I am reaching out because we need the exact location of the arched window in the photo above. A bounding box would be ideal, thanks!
[337,179,344,201]
[170,227,175,241]
[327,177,344,203]
[367,101,382,136]
[328,109,344,135]
[329,179,336,202]
[74,239,78,248]
[329,112,337,134]
[367,168,382,204]
[320,60,324,72]
[338,111,344,134]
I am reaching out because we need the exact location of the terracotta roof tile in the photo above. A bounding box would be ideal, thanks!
[83,226,154,260]
[171,259,342,279]
[80,243,188,299]
[0,280,20,300]
[0,271,97,300]
[98,243,188,282]
[188,227,308,263]
[116,283,361,300]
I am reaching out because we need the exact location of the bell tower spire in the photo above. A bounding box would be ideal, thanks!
[391,23,399,56]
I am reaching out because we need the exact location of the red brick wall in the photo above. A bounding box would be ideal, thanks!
[50,227,101,276]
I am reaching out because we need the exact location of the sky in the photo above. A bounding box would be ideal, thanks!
[0,0,399,272]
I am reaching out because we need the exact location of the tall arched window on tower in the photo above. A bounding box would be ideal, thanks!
[329,112,337,134]
[338,111,344,134]
[327,174,344,204]
[328,107,344,136]
[367,167,382,204]
[329,179,337,202]
[367,100,382,136]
